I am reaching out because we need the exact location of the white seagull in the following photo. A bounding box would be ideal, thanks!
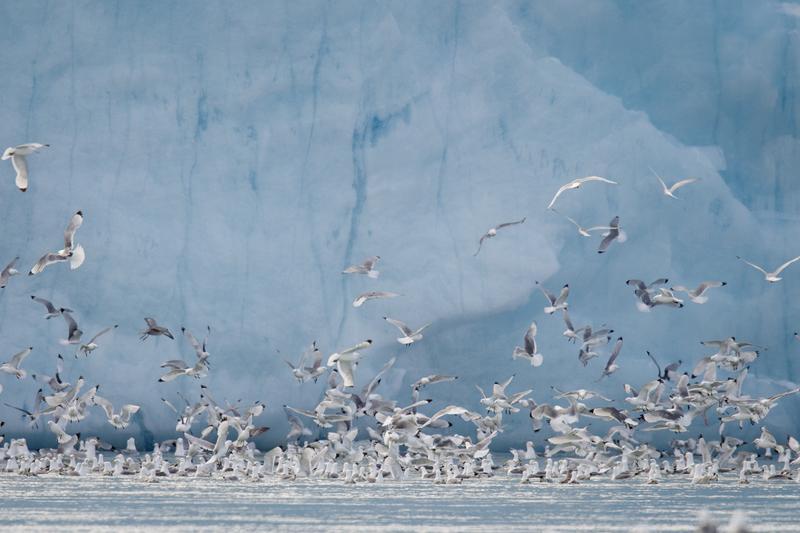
[547,176,618,210]
[29,210,85,275]
[0,256,20,288]
[343,256,381,279]
[77,325,119,357]
[670,281,727,304]
[384,317,431,345]
[2,143,48,192]
[512,321,543,367]
[474,217,526,256]
[737,255,800,283]
[352,291,400,308]
[0,347,33,380]
[650,167,699,199]
[597,216,626,254]
[327,339,373,387]
[536,281,569,314]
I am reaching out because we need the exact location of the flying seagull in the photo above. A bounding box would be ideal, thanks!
[474,217,526,256]
[342,256,381,279]
[2,143,48,192]
[649,167,699,199]
[512,321,543,367]
[737,255,800,283]
[597,216,626,254]
[352,291,400,308]
[0,257,20,288]
[547,176,618,210]
[384,317,431,345]
[29,210,85,275]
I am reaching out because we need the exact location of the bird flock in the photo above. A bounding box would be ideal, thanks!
[1,144,800,493]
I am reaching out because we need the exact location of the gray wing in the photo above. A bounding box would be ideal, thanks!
[31,296,57,314]
[385,317,413,336]
[523,322,538,355]
[63,211,83,251]
[597,217,620,253]
[88,325,117,345]
[496,217,526,230]
[605,338,624,370]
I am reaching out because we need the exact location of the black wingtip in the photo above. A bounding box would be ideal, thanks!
[76,210,83,216]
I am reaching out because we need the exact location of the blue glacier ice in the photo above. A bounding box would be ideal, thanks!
[0,0,798,449]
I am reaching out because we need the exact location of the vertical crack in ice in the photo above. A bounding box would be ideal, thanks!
[435,2,466,313]
[336,118,369,343]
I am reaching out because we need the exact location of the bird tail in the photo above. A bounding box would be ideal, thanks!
[69,244,85,270]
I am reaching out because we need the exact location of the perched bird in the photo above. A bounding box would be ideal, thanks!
[2,142,48,192]
[140,317,174,341]
[597,216,626,253]
[670,281,726,304]
[512,321,543,367]
[352,291,400,308]
[737,255,800,283]
[649,167,699,199]
[547,176,618,210]
[77,325,118,357]
[474,217,526,256]
[342,256,381,279]
[384,317,431,345]
[29,210,85,275]
[536,282,569,314]
[59,310,83,345]
[31,296,72,319]
[0,256,20,288]
[0,347,33,380]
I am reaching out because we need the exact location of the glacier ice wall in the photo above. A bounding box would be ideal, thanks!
[0,1,798,448]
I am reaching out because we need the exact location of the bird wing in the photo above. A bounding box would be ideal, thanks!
[536,282,557,305]
[524,322,538,355]
[88,325,116,345]
[547,184,570,209]
[668,178,699,193]
[63,211,83,251]
[337,359,356,388]
[555,285,569,306]
[605,338,624,371]
[473,233,490,256]
[562,309,575,331]
[93,395,115,419]
[144,317,158,328]
[648,166,668,193]
[31,296,57,314]
[736,256,769,276]
[2,256,19,276]
[11,154,28,191]
[9,347,32,368]
[774,255,800,275]
[29,253,67,275]
[385,316,413,336]
[61,312,79,338]
[496,217,526,230]
[582,176,618,185]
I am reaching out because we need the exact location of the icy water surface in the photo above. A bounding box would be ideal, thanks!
[1,474,799,532]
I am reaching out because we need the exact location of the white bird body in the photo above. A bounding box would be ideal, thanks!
[670,281,726,304]
[512,321,543,367]
[352,291,399,308]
